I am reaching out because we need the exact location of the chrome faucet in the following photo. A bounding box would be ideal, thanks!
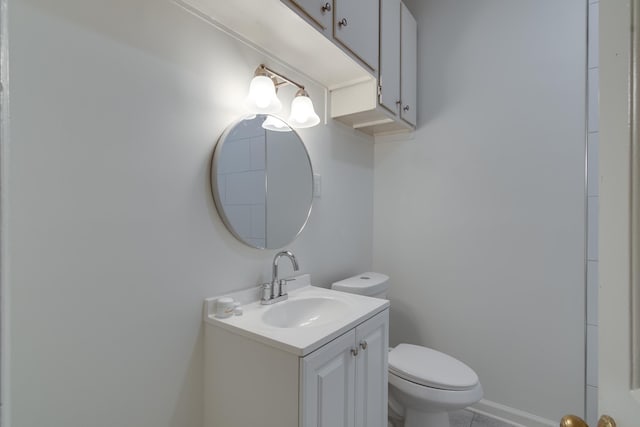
[261,250,299,305]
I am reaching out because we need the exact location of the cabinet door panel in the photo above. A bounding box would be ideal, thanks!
[301,330,356,427]
[379,0,401,115]
[355,310,389,427]
[288,0,333,31]
[400,3,417,126]
[333,0,379,70]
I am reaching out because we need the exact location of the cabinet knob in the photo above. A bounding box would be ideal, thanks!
[403,105,410,112]
[321,2,331,12]
[359,340,368,350]
[351,347,359,357]
[338,18,348,28]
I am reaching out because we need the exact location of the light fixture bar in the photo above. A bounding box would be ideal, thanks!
[258,64,305,91]
[246,64,320,129]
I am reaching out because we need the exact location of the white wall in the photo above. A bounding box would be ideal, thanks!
[5,1,374,426]
[374,0,586,424]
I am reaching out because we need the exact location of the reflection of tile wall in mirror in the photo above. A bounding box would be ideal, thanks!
[218,116,267,244]
[251,205,266,239]
[225,170,265,205]
[224,205,252,240]
[218,136,251,174]
[251,136,266,170]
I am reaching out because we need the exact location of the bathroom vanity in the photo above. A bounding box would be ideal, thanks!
[204,276,389,427]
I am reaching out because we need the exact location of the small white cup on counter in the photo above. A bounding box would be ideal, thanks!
[214,297,235,318]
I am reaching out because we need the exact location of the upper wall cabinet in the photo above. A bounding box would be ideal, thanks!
[333,0,380,71]
[284,0,379,72]
[179,0,374,88]
[289,0,333,31]
[331,0,417,135]
[400,2,417,127]
[177,0,416,136]
[379,0,401,115]
[291,0,333,31]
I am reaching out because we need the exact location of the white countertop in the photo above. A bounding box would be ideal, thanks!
[204,276,389,356]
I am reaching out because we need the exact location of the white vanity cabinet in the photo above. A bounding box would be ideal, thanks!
[300,310,388,427]
[204,302,389,427]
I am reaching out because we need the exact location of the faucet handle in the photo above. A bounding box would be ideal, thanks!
[279,278,295,296]
[261,282,272,302]
[279,279,286,296]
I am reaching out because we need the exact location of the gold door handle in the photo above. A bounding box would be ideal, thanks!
[561,415,588,427]
[560,414,616,427]
[598,415,616,427]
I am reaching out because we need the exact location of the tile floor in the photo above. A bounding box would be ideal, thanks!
[450,410,514,427]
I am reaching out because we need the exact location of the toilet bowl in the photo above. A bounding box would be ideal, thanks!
[332,273,483,427]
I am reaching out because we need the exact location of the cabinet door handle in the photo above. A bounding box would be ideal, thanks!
[321,2,331,12]
[338,18,348,28]
[359,340,368,350]
[403,105,410,112]
[351,347,359,357]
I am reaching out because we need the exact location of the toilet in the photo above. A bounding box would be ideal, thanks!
[332,273,483,427]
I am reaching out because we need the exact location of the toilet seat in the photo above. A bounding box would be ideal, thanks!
[389,344,479,391]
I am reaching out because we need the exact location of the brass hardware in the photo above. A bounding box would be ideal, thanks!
[351,347,359,356]
[321,2,331,12]
[559,414,617,427]
[598,415,616,427]
[560,415,588,427]
[360,340,368,350]
[338,18,348,27]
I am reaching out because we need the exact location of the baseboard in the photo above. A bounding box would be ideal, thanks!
[469,399,557,427]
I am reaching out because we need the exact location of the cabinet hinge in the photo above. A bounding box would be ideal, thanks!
[377,84,382,96]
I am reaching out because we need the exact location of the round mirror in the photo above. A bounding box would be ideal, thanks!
[211,114,314,249]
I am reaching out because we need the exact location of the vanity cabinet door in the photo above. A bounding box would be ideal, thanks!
[379,0,401,115]
[301,329,356,427]
[355,310,389,427]
[287,0,333,31]
[400,2,417,126]
[333,0,379,71]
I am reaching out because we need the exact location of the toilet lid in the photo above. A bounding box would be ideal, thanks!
[331,272,389,296]
[388,344,479,391]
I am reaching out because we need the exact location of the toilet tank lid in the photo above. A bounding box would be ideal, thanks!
[388,344,480,391]
[331,272,389,296]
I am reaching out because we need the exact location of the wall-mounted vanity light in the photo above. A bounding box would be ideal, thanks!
[245,65,320,129]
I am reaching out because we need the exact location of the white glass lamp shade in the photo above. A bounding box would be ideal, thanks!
[245,75,282,114]
[288,90,320,128]
[262,115,291,132]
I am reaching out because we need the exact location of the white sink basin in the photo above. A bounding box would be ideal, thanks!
[262,297,350,328]
[204,275,389,356]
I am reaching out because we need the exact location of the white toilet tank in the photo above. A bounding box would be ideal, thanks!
[331,272,390,299]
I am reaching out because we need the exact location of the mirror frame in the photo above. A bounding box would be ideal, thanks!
[210,114,314,249]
